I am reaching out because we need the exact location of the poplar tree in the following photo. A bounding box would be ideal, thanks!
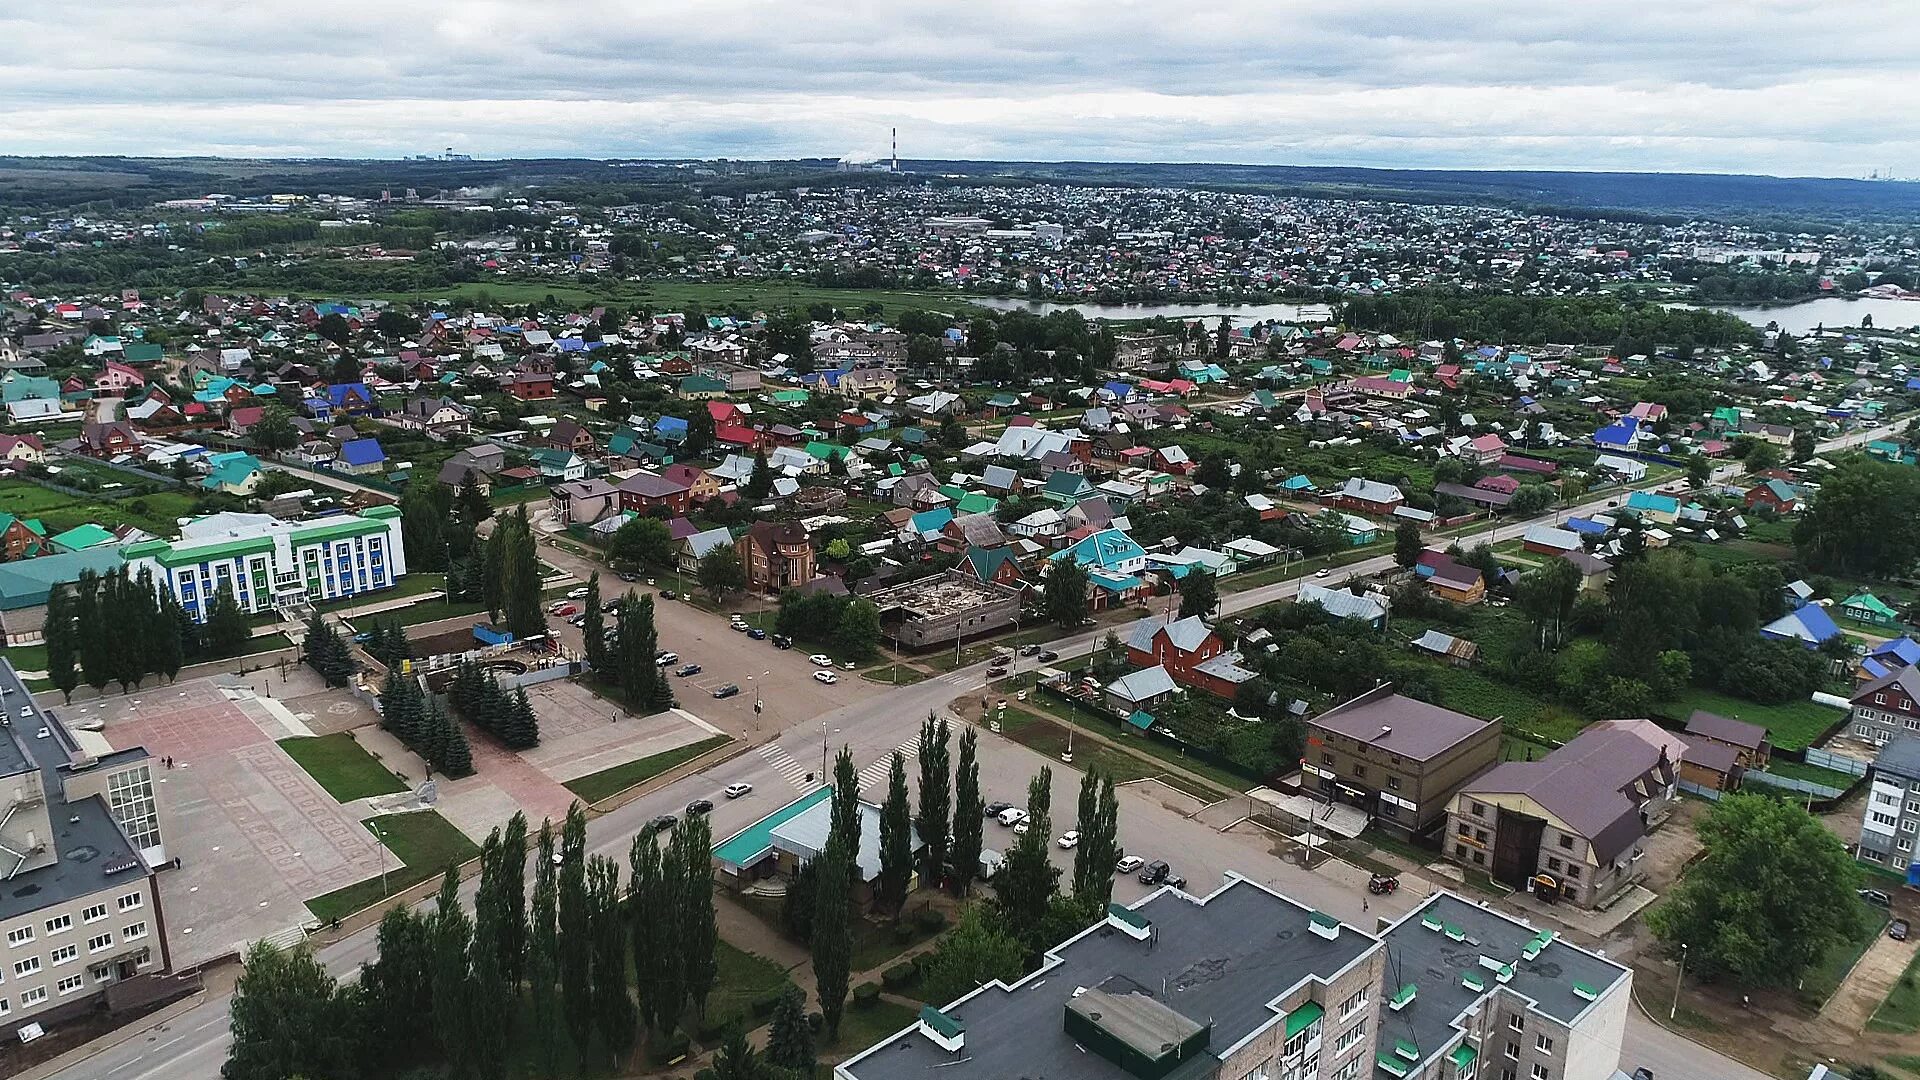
[497,812,529,988]
[558,804,595,1060]
[1073,770,1121,911]
[914,714,951,887]
[830,747,860,851]
[949,726,984,894]
[628,830,668,1032]
[582,571,606,672]
[877,751,913,914]
[528,819,562,1073]
[43,583,78,703]
[589,854,635,1067]
[677,813,717,1019]
[431,868,474,1078]
[470,830,512,1078]
[76,572,110,692]
[995,767,1059,956]
[812,833,853,1039]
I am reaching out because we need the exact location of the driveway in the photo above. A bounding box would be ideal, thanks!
[1821,921,1914,1032]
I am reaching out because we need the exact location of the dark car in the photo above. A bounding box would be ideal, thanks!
[747,627,767,640]
[983,801,1014,817]
[618,572,639,582]
[675,663,703,677]
[1894,919,1911,942]
[1163,874,1187,891]
[1037,649,1059,662]
[712,683,741,699]
[602,599,621,612]
[1138,860,1170,885]
[646,814,676,832]
[686,799,714,816]
[771,634,793,649]
[659,590,677,601]
[1018,644,1040,656]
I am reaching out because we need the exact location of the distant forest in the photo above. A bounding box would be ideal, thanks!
[2,154,1918,229]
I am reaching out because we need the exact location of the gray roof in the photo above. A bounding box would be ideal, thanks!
[1309,685,1494,761]
[1123,615,1214,654]
[1462,725,1673,862]
[682,526,734,559]
[0,659,155,921]
[840,876,1377,1080]
[1341,476,1404,504]
[1296,582,1388,623]
[1377,893,1629,1074]
[1683,710,1766,751]
[1107,665,1178,704]
[1872,735,1920,782]
[769,796,918,882]
[1523,525,1582,550]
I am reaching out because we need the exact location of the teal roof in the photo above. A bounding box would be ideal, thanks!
[712,786,833,868]
[1105,903,1150,930]
[1283,1001,1323,1039]
[1625,491,1678,515]
[918,1005,964,1038]
[909,508,955,535]
[48,523,117,551]
[0,548,125,610]
[1126,710,1154,731]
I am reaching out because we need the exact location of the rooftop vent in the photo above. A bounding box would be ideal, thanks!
[1308,911,1340,940]
[917,1005,964,1052]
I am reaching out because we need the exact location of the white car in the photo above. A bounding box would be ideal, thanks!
[813,671,839,685]
[809,654,834,667]
[724,782,753,799]
[997,807,1028,827]
[567,586,590,600]
[1012,820,1030,836]
[1057,831,1080,849]
[654,651,679,666]
[1115,855,1146,875]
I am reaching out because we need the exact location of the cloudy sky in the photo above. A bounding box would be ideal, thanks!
[2,1,1914,176]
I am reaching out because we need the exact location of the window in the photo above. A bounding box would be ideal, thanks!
[1530,1065,1550,1080]
[1864,847,1886,862]
[1878,692,1889,704]
[1505,1041,1520,1060]
[1904,819,1919,834]
[1546,857,1562,872]
[1387,775,1401,791]
[44,915,70,935]
[1471,802,1486,817]
[1536,1034,1554,1055]
[0,996,9,1015]
[1458,823,1472,837]
[6,927,32,947]
[14,957,39,977]
[19,986,46,1007]
[1334,1060,1361,1080]
[87,933,111,954]
[1501,1070,1516,1080]
[1455,844,1468,859]
[1908,717,1920,732]
[1900,838,1913,853]
[82,904,107,924]
[1475,829,1488,843]
[1566,865,1581,880]
[1322,753,1334,766]
[1874,812,1899,828]
[1557,835,1574,850]
[117,893,143,912]
[1473,851,1486,865]
[1240,1062,1271,1080]
[1380,803,1398,819]
[56,974,84,996]
[1339,989,1368,1019]
[107,767,162,851]
[122,923,146,942]
[1509,1015,1525,1032]
[1352,764,1367,779]
[50,944,77,966]
[1333,1019,1368,1056]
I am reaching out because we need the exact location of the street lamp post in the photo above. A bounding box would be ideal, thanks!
[1670,943,1689,1020]
[372,821,389,899]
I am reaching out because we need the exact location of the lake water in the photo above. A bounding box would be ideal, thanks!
[1690,296,1920,335]
[968,293,1920,335]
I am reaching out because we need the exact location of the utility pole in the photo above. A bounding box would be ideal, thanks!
[1669,943,1689,1020]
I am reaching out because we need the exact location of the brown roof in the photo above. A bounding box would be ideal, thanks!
[1678,734,1742,776]
[1683,710,1766,751]
[1462,725,1673,863]
[1308,685,1495,761]
[743,520,809,556]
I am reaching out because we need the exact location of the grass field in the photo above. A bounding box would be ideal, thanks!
[1762,758,1863,789]
[1423,665,1589,744]
[277,733,409,802]
[1799,898,1889,1008]
[0,477,198,536]
[702,940,795,1037]
[317,572,445,613]
[998,697,1243,798]
[1657,687,1845,751]
[305,810,480,922]
[826,999,921,1058]
[563,735,732,804]
[1872,948,1920,1033]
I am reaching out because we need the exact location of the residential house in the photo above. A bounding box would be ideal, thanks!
[326,383,379,417]
[1622,491,1679,524]
[1850,666,1920,747]
[1521,525,1583,557]
[543,418,600,459]
[398,395,472,438]
[0,434,46,467]
[1121,615,1257,701]
[1680,710,1770,788]
[1296,581,1390,628]
[334,438,388,476]
[503,372,556,400]
[662,463,720,504]
[1330,477,1405,516]
[1304,685,1502,838]
[738,521,815,592]
[677,526,735,575]
[617,471,692,516]
[1745,479,1800,513]
[201,451,263,495]
[1841,592,1901,628]
[1759,603,1842,648]
[92,360,145,394]
[550,478,620,526]
[78,421,141,459]
[0,513,47,559]
[1414,550,1486,605]
[1448,723,1676,907]
[958,545,1025,589]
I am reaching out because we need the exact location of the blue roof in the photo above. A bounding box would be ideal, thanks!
[1872,638,1920,665]
[1625,491,1679,514]
[1593,418,1637,447]
[327,382,372,406]
[1563,517,1608,535]
[1103,381,1132,399]
[1760,604,1842,647]
[338,438,386,467]
[1052,529,1147,571]
[909,508,954,535]
[653,416,689,434]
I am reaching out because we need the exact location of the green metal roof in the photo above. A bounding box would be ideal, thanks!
[1449,1045,1477,1068]
[48,523,116,551]
[1390,983,1416,1007]
[145,535,274,567]
[1309,911,1339,929]
[1376,1053,1410,1077]
[1395,1039,1419,1061]
[1283,1001,1323,1039]
[918,1005,964,1038]
[1126,710,1154,731]
[712,786,832,868]
[1106,903,1150,931]
[290,516,390,546]
[1461,970,1485,991]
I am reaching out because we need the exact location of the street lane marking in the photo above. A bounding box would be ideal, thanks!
[757,744,813,790]
[858,734,922,793]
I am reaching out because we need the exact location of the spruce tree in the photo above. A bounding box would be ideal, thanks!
[949,726,984,894]
[205,583,251,659]
[558,804,595,1060]
[914,714,951,888]
[43,583,78,703]
[877,750,913,914]
[504,686,540,749]
[379,667,408,737]
[439,707,473,778]
[589,854,635,1067]
[430,868,474,1078]
[765,985,815,1074]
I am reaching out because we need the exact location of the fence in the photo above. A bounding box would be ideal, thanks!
[1745,770,1849,801]
[499,663,584,692]
[1803,746,1870,777]
[1032,677,1270,788]
[1678,780,1724,801]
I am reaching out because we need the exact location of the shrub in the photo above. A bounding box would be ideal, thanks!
[882,962,917,989]
[647,1028,692,1066]
[807,1010,824,1032]
[893,923,915,944]
[751,988,785,1018]
[852,982,881,1008]
[914,907,948,932]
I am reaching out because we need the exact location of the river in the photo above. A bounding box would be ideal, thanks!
[968,293,1920,335]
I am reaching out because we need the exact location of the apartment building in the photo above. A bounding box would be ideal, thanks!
[1303,685,1502,839]
[1848,666,1920,747]
[0,659,172,1033]
[837,877,1630,1080]
[123,507,407,621]
[1857,735,1920,872]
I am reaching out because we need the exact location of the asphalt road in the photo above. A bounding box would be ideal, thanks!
[77,427,1904,1080]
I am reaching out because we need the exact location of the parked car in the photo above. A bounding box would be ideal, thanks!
[1115,855,1146,874]
[771,634,793,649]
[646,814,676,832]
[686,799,714,816]
[567,587,590,600]
[747,628,767,640]
[1314,568,1330,578]
[567,614,585,627]
[842,660,855,670]
[809,654,834,666]
[1012,820,1030,836]
[1861,888,1894,907]
[659,590,677,601]
[655,651,679,666]
[711,683,741,699]
[549,603,579,617]
[997,807,1028,827]
[1164,874,1187,891]
[1895,919,1912,942]
[1057,830,1080,849]
[813,671,839,685]
[602,599,621,612]
[675,663,703,677]
[1037,650,1059,662]
[724,782,753,799]
[1018,644,1040,656]
[1138,860,1171,885]
[617,571,639,582]
[983,801,1014,817]
[731,620,751,633]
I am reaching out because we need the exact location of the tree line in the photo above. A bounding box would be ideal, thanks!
[377,662,474,779]
[43,567,253,703]
[446,658,541,751]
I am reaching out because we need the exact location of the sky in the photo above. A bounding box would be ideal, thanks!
[1,1,1915,177]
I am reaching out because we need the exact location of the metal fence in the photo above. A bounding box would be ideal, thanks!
[1678,780,1725,801]
[1803,746,1870,777]
[1745,770,1849,800]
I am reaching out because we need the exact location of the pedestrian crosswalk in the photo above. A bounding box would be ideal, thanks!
[757,744,813,791]
[857,733,922,793]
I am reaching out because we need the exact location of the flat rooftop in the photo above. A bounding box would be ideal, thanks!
[865,574,1015,620]
[1377,893,1630,1072]
[840,876,1377,1080]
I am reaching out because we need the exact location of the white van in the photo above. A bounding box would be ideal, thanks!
[997,807,1028,827]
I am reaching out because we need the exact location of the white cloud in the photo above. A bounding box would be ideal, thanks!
[0,1,1911,174]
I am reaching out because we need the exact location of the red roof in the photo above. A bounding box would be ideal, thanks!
[715,423,759,446]
[707,400,741,423]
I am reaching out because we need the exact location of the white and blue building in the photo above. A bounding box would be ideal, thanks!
[123,508,407,621]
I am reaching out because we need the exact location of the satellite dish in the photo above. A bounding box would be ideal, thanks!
[416,780,439,805]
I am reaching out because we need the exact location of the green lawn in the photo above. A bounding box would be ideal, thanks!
[1422,665,1588,745]
[563,735,732,803]
[826,999,921,1058]
[489,485,551,508]
[0,477,200,537]
[1762,759,1862,789]
[385,597,490,628]
[1798,898,1888,1008]
[702,940,795,1037]
[1657,687,1845,751]
[277,733,409,802]
[0,643,48,674]
[316,572,445,613]
[305,811,480,922]
[861,664,930,686]
[997,698,1240,799]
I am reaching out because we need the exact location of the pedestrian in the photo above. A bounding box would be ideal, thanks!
[1363,898,1368,913]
